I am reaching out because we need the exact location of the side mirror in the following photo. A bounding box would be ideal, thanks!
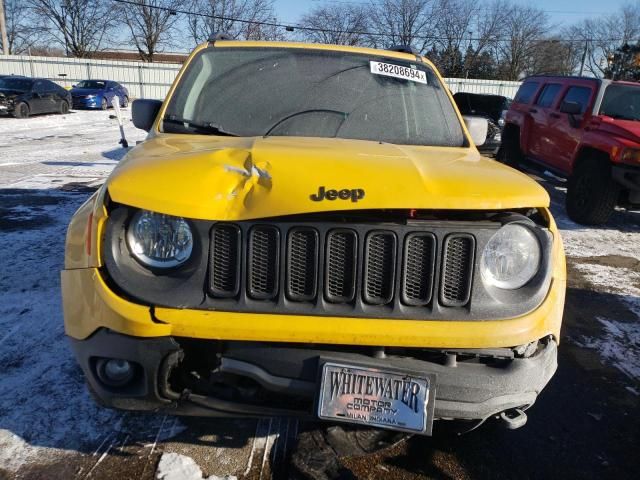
[560,101,581,115]
[132,99,163,132]
[72,84,77,88]
[463,115,488,147]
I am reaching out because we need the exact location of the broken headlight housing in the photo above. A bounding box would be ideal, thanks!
[126,210,193,268]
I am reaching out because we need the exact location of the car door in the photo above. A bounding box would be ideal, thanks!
[526,83,563,162]
[544,83,595,173]
[42,80,60,113]
[30,80,48,114]
[511,80,541,154]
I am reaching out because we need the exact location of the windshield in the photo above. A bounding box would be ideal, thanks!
[599,84,640,121]
[164,47,465,147]
[76,80,106,89]
[0,77,32,92]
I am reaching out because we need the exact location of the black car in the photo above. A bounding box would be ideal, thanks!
[0,77,72,118]
[453,92,512,154]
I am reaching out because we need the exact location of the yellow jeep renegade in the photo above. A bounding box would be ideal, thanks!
[62,38,565,435]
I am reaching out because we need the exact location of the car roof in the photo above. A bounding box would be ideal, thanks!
[521,75,600,84]
[196,40,437,71]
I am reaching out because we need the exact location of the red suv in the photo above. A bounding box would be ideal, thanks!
[500,76,640,224]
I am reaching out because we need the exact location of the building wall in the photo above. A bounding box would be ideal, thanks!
[0,54,523,100]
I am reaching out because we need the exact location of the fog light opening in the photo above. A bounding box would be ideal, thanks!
[96,358,135,387]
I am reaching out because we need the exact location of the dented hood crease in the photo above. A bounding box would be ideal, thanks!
[106,134,549,220]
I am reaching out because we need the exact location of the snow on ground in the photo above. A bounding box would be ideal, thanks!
[156,452,238,480]
[0,111,180,471]
[548,183,640,382]
[550,185,639,259]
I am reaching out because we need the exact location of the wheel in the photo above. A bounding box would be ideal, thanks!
[121,96,129,108]
[100,97,107,110]
[13,102,30,118]
[566,156,620,225]
[59,100,69,114]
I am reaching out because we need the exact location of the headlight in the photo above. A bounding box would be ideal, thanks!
[480,224,541,289]
[86,95,96,99]
[126,210,193,268]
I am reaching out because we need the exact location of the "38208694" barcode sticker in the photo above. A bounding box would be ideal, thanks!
[370,61,427,84]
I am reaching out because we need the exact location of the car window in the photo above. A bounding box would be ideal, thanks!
[33,81,46,93]
[77,80,107,89]
[561,87,592,114]
[165,47,466,147]
[599,83,640,121]
[536,84,562,108]
[44,80,58,92]
[514,82,539,104]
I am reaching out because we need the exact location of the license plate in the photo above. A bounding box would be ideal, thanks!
[317,363,434,434]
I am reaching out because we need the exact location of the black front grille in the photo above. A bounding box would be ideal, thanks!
[247,226,280,299]
[287,228,319,301]
[440,235,475,307]
[363,232,397,305]
[325,230,358,302]
[402,233,436,306]
[207,222,478,316]
[209,224,241,297]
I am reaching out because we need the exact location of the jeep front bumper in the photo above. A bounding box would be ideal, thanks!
[70,328,557,426]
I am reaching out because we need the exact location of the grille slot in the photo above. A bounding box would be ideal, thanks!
[440,234,475,307]
[325,230,358,303]
[247,226,280,299]
[363,232,397,305]
[402,233,436,306]
[287,228,319,301]
[209,224,241,297]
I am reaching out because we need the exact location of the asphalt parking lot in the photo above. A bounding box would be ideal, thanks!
[0,110,638,480]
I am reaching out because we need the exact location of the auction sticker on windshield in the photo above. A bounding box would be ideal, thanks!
[370,61,427,84]
[318,363,435,434]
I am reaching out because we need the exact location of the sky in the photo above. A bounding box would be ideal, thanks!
[273,0,630,26]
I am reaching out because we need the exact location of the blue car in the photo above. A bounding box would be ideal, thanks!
[70,80,129,110]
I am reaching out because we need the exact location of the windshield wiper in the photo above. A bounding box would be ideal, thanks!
[163,116,238,136]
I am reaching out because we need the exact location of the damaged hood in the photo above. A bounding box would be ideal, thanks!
[106,134,549,220]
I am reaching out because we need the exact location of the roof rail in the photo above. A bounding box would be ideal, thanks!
[388,45,419,55]
[208,32,233,43]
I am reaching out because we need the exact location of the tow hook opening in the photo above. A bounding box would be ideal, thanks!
[499,408,528,430]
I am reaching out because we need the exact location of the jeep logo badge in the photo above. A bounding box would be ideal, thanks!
[310,186,365,203]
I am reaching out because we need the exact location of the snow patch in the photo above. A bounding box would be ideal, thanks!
[576,317,640,381]
[156,452,238,480]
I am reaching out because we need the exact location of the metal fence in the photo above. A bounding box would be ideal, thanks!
[0,54,182,99]
[0,54,522,100]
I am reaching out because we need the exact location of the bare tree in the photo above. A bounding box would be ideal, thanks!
[118,0,185,62]
[496,4,550,80]
[368,0,436,52]
[186,0,281,45]
[28,0,114,57]
[567,2,640,77]
[2,0,40,54]
[527,38,581,76]
[298,3,368,46]
[430,0,477,76]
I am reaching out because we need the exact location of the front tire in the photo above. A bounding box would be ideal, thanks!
[100,98,107,110]
[59,100,70,114]
[13,102,30,118]
[121,96,129,108]
[566,157,620,225]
